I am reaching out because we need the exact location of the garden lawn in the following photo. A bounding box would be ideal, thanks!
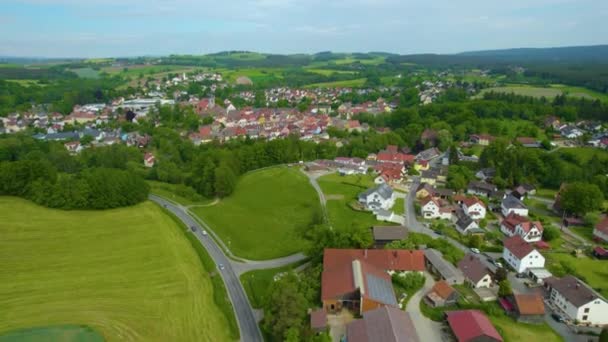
[318,173,395,231]
[393,198,405,215]
[240,261,307,309]
[193,167,321,260]
[545,252,608,297]
[489,315,563,342]
[0,197,234,342]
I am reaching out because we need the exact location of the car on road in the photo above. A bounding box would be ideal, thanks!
[190,226,197,232]
[470,248,481,254]
[434,230,443,235]
[202,230,207,236]
[218,264,225,271]
[551,313,565,323]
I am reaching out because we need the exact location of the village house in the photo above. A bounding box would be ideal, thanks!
[593,216,608,243]
[415,183,435,199]
[425,280,459,308]
[458,254,493,289]
[500,213,543,243]
[420,169,440,185]
[513,293,545,324]
[420,196,453,220]
[470,134,495,146]
[424,248,464,285]
[544,275,608,325]
[501,194,529,217]
[516,137,541,148]
[475,168,496,181]
[64,141,82,154]
[502,236,545,273]
[309,309,327,334]
[345,306,420,342]
[446,310,503,342]
[144,152,156,168]
[462,197,487,220]
[321,249,425,314]
[453,209,481,235]
[372,226,408,248]
[416,147,441,161]
[467,181,497,198]
[358,183,396,211]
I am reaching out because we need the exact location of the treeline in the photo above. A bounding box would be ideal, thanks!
[146,127,339,198]
[479,139,608,195]
[0,136,149,209]
[0,66,77,80]
[0,77,124,115]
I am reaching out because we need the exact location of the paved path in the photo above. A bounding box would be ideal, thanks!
[405,272,444,342]
[150,194,263,342]
[301,169,332,227]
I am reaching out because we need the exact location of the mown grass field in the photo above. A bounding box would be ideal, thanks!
[318,173,395,232]
[305,78,367,88]
[69,67,100,79]
[101,64,198,77]
[0,197,234,342]
[550,84,608,102]
[193,167,321,260]
[0,325,103,342]
[476,86,563,99]
[489,315,563,342]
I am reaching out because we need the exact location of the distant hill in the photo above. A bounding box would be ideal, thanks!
[458,45,608,63]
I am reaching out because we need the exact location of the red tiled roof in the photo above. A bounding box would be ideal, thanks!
[430,280,455,300]
[447,310,503,342]
[595,216,608,235]
[501,213,529,233]
[323,249,425,273]
[463,197,485,209]
[503,235,535,259]
[514,293,545,315]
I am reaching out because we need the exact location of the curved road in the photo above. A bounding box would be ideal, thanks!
[150,195,263,342]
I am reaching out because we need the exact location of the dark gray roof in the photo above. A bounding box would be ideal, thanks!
[468,181,497,192]
[502,194,526,210]
[373,226,408,241]
[347,307,420,342]
[546,275,606,307]
[434,188,455,197]
[458,254,490,284]
[366,274,398,306]
[424,249,464,281]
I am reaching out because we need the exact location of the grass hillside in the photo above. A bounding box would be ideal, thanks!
[0,197,234,342]
[193,167,321,260]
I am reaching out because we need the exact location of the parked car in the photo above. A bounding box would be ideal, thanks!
[551,313,565,323]
[492,260,503,268]
[471,248,481,254]
[515,273,527,278]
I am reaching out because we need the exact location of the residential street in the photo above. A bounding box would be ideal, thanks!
[405,272,444,342]
[149,195,263,342]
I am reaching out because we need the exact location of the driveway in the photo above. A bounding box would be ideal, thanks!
[405,272,444,342]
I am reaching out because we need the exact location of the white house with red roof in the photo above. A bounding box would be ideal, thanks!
[593,216,608,243]
[421,196,453,220]
[500,213,544,243]
[462,197,486,220]
[502,236,545,273]
[144,152,155,168]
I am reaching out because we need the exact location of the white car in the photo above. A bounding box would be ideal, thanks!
[470,248,481,254]
[218,264,225,271]
[202,230,207,236]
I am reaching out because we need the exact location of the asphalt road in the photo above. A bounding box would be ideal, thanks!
[149,195,263,342]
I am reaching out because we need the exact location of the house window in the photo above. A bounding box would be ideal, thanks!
[584,308,590,313]
[582,315,588,321]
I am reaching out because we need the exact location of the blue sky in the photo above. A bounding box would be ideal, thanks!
[1,0,607,58]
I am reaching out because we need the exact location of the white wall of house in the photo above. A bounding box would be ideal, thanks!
[464,203,486,220]
[503,248,545,273]
[550,290,608,325]
[593,229,608,243]
[516,225,543,243]
[501,206,529,217]
[469,274,492,289]
[422,201,439,219]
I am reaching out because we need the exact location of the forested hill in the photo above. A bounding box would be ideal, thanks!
[458,44,608,63]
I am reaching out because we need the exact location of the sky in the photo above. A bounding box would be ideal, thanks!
[1,0,607,58]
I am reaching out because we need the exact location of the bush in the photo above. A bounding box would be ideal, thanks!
[543,225,560,241]
[392,272,425,291]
